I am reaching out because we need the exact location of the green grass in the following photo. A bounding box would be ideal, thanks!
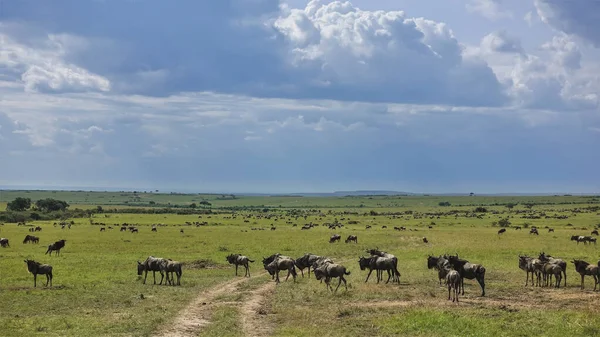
[1,193,600,336]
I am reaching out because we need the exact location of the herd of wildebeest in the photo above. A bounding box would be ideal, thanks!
[2,220,600,304]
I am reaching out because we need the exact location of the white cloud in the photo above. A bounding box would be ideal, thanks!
[466,0,513,20]
[534,0,600,47]
[0,32,110,93]
[481,30,524,54]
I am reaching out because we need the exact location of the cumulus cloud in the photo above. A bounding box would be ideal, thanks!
[0,32,110,93]
[534,0,600,47]
[273,0,506,106]
[466,0,512,20]
[481,30,524,54]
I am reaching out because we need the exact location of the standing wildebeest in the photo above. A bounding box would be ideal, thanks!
[160,259,183,286]
[367,249,400,283]
[592,230,599,236]
[542,262,563,288]
[345,235,358,243]
[0,238,9,247]
[571,260,600,290]
[24,259,53,287]
[358,256,397,284]
[447,254,486,296]
[263,255,297,283]
[530,228,539,235]
[446,269,461,302]
[314,263,351,292]
[100,227,106,232]
[137,256,167,285]
[538,252,567,286]
[34,226,42,231]
[45,239,66,256]
[151,227,157,232]
[23,235,39,244]
[329,234,341,243]
[422,237,429,243]
[120,226,127,232]
[427,255,450,286]
[498,228,506,235]
[226,254,254,277]
[548,228,554,233]
[518,255,542,287]
[295,253,323,278]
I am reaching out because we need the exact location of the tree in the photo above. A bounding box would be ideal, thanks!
[35,198,69,212]
[199,201,212,207]
[6,197,32,211]
[189,203,197,208]
[505,203,516,209]
[438,201,451,207]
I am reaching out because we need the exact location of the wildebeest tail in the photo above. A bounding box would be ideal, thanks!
[344,270,351,275]
[248,259,255,263]
[291,266,297,276]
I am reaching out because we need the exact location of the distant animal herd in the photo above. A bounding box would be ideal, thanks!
[2,221,600,304]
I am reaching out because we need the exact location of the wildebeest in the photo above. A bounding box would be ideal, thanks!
[542,262,563,288]
[0,238,9,248]
[329,234,341,243]
[100,227,106,232]
[120,226,127,232]
[345,235,358,244]
[263,254,297,283]
[226,254,255,277]
[23,235,39,244]
[498,228,506,235]
[358,256,397,284]
[295,253,323,278]
[446,269,461,302]
[529,228,539,235]
[314,263,351,292]
[24,259,53,287]
[422,237,429,243]
[45,239,66,256]
[518,255,542,287]
[367,249,400,283]
[548,228,554,233]
[427,255,450,286]
[514,226,521,230]
[538,252,567,287]
[571,259,600,290]
[446,254,486,296]
[160,259,183,286]
[137,256,167,285]
[151,227,157,232]
[34,226,42,232]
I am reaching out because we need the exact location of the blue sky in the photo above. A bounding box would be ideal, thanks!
[0,0,599,193]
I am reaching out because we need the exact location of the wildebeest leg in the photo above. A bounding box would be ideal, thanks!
[455,285,459,302]
[525,271,529,286]
[581,274,584,290]
[563,269,567,287]
[594,275,598,291]
[33,274,37,288]
[299,268,304,278]
[447,283,451,300]
[461,277,465,295]
[235,264,238,276]
[46,274,50,287]
[159,271,165,285]
[245,263,250,277]
[365,269,373,283]
[48,272,52,287]
[143,270,148,284]
[385,269,392,284]
[275,270,281,284]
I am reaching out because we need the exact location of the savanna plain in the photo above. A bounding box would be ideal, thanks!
[1,191,600,337]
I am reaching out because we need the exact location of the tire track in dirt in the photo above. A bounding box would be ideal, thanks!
[154,273,267,337]
[240,281,276,337]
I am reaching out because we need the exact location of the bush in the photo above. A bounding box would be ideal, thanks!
[6,197,32,212]
[474,207,488,213]
[438,202,451,207]
[498,218,511,227]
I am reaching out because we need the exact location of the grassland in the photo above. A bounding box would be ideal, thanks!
[1,191,600,336]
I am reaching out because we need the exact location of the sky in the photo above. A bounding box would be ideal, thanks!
[0,0,599,194]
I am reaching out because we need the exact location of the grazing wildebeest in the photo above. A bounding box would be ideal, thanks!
[120,226,127,232]
[529,228,539,235]
[548,228,554,233]
[538,252,567,287]
[45,239,66,256]
[427,255,450,286]
[329,234,341,243]
[592,230,599,236]
[314,263,351,292]
[0,238,9,247]
[100,227,106,232]
[367,249,400,283]
[131,228,138,233]
[571,260,600,291]
[423,237,429,243]
[446,269,461,302]
[514,226,521,230]
[226,254,255,277]
[24,259,53,287]
[151,227,157,232]
[160,259,183,286]
[358,256,397,284]
[345,235,358,243]
[498,228,506,235]
[34,226,42,232]
[23,235,39,244]
[29,227,35,232]
[138,256,167,285]
[446,254,486,296]
[518,255,542,287]
[263,255,297,283]
[542,262,563,288]
[180,229,184,234]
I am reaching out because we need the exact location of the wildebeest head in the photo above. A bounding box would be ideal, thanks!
[427,255,439,269]
[358,256,374,271]
[137,261,144,276]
